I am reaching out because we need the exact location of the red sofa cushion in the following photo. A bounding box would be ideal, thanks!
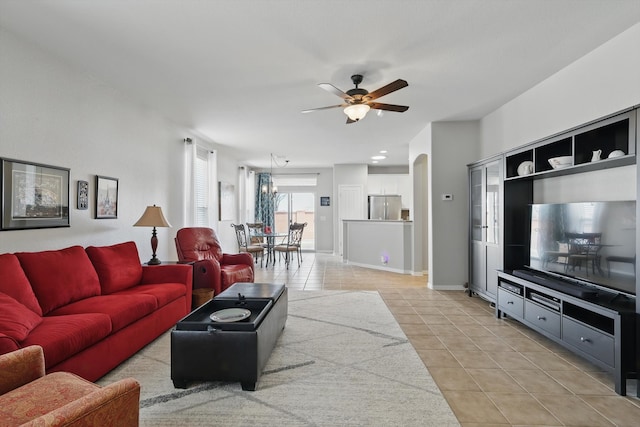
[49,294,158,332]
[16,246,101,314]
[85,241,143,294]
[21,313,112,368]
[0,293,43,342]
[116,283,187,308]
[0,253,42,315]
[0,333,19,354]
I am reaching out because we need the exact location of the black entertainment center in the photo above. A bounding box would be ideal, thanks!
[473,106,639,396]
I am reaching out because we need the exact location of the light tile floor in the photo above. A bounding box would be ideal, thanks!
[254,252,640,426]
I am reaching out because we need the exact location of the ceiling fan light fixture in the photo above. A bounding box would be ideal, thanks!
[344,104,370,121]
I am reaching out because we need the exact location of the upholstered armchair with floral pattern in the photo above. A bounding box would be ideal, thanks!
[0,345,140,426]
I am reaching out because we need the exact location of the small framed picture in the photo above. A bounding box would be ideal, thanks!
[77,180,89,210]
[95,175,118,219]
[320,196,330,207]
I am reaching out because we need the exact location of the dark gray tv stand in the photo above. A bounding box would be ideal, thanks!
[497,270,637,396]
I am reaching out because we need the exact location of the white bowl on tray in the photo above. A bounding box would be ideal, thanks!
[548,156,573,169]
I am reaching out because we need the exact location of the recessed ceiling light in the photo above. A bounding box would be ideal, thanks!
[372,160,379,164]
[379,150,387,154]
[371,155,386,160]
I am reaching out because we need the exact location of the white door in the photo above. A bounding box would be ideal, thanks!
[338,184,365,255]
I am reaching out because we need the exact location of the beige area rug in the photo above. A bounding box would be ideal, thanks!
[98,290,459,426]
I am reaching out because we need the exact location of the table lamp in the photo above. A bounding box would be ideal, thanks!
[133,205,171,265]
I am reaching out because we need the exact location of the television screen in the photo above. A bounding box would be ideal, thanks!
[528,201,636,296]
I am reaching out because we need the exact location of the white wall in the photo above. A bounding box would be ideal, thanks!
[0,27,243,260]
[534,165,636,204]
[480,23,640,158]
[409,122,479,288]
[314,168,334,253]
[430,122,480,289]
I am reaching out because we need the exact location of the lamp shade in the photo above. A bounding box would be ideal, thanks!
[344,104,370,121]
[133,205,171,228]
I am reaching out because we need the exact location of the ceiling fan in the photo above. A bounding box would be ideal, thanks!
[302,74,409,124]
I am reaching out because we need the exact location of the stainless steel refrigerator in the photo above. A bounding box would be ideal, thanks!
[368,195,402,220]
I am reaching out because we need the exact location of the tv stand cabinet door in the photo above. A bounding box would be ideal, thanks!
[468,158,502,301]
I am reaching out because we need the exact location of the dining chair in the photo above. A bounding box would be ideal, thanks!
[246,222,265,245]
[606,253,636,277]
[566,232,602,276]
[231,223,265,267]
[274,222,307,269]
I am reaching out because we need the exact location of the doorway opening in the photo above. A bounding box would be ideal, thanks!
[273,192,314,250]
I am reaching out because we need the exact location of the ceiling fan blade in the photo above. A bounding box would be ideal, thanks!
[301,104,346,114]
[318,83,353,100]
[368,102,409,112]
[366,79,408,101]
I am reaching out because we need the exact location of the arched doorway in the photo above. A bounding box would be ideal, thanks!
[412,154,429,280]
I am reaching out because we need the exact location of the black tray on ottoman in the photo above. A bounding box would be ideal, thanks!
[171,283,287,391]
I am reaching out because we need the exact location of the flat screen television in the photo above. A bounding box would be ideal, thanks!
[528,201,636,297]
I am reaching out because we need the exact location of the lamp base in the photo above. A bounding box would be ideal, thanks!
[147,257,161,265]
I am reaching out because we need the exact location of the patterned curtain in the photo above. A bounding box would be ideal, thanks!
[255,172,274,228]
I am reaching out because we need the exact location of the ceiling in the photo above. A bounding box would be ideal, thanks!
[1,1,639,169]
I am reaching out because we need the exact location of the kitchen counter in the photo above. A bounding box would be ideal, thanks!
[342,220,413,274]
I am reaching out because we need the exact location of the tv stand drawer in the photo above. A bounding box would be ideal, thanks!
[498,288,523,318]
[524,301,561,338]
[562,317,614,367]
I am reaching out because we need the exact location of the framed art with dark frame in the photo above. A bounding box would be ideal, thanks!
[1,158,70,230]
[95,175,118,219]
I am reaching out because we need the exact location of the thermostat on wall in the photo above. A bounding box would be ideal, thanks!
[441,194,453,201]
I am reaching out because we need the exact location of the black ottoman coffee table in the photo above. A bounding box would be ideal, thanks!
[171,282,287,391]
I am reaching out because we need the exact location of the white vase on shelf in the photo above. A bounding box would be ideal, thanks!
[591,149,602,162]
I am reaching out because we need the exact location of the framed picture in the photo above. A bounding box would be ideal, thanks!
[95,175,118,219]
[1,158,70,230]
[218,181,235,221]
[77,180,89,210]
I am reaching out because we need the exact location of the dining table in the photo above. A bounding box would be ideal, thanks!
[252,231,288,267]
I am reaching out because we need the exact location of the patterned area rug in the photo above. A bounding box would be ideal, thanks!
[98,290,459,426]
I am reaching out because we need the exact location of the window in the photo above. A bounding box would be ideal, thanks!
[184,139,216,227]
[194,147,210,226]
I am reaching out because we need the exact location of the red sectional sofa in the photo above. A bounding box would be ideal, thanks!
[0,241,193,382]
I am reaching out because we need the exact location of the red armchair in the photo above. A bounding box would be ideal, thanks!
[175,227,254,295]
[0,345,140,426]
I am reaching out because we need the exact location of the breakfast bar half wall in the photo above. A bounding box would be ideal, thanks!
[342,219,413,274]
